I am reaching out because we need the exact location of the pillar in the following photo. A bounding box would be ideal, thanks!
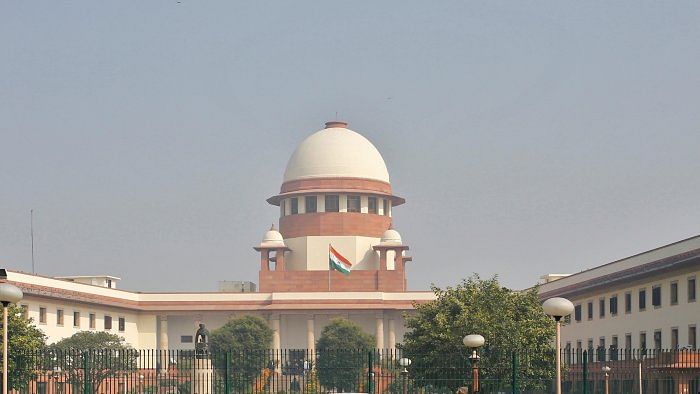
[272,315,281,350]
[271,315,281,372]
[388,318,396,355]
[260,250,270,271]
[307,316,315,351]
[378,250,387,270]
[394,250,403,269]
[159,315,169,370]
[275,248,286,271]
[376,315,385,350]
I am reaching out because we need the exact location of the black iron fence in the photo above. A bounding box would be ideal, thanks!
[6,348,700,393]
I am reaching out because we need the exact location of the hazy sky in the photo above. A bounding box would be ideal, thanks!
[2,2,699,292]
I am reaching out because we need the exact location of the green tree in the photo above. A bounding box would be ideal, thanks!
[401,275,555,391]
[316,318,374,393]
[209,315,273,391]
[0,304,46,390]
[49,331,138,393]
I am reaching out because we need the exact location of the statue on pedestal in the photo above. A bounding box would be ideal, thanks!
[195,323,210,359]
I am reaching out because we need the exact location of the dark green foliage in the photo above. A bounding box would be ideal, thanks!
[49,331,138,393]
[316,318,374,392]
[401,275,556,391]
[0,304,46,390]
[209,315,273,390]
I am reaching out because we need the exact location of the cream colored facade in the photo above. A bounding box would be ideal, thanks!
[539,236,700,351]
[7,270,432,351]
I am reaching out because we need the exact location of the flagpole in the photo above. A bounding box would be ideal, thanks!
[328,244,331,291]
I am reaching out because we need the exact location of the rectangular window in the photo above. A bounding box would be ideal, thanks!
[280,200,285,217]
[325,195,339,212]
[346,195,361,212]
[576,340,582,349]
[56,309,64,326]
[599,299,605,318]
[587,339,594,350]
[625,292,632,314]
[690,326,697,349]
[181,335,193,343]
[118,317,125,332]
[688,277,696,302]
[587,302,593,320]
[305,196,317,213]
[368,196,377,214]
[610,295,618,316]
[89,313,96,329]
[383,199,390,216]
[20,305,28,320]
[73,311,80,328]
[640,332,647,350]
[107,279,112,288]
[671,327,679,349]
[625,334,632,350]
[574,305,582,322]
[104,315,112,330]
[652,285,661,307]
[39,307,47,324]
[671,281,678,305]
[654,330,662,349]
[290,197,298,214]
[639,289,647,311]
[612,335,618,348]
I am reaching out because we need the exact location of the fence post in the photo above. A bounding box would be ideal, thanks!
[367,350,374,393]
[82,351,91,394]
[511,351,519,394]
[582,350,588,394]
[224,351,231,394]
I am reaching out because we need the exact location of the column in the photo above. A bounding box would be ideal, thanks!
[375,315,385,350]
[307,316,315,351]
[260,250,270,271]
[275,249,285,271]
[159,315,169,370]
[271,315,281,372]
[378,249,387,271]
[388,318,396,355]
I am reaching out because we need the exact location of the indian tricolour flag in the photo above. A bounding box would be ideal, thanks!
[329,245,352,275]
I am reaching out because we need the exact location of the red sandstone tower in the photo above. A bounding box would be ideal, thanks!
[256,121,411,292]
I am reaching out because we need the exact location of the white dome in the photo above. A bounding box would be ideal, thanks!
[380,229,402,244]
[260,226,285,248]
[283,122,390,183]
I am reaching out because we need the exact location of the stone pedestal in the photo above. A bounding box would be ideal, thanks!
[191,358,213,394]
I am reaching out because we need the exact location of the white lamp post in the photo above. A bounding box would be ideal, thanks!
[463,334,485,393]
[398,357,411,394]
[0,282,23,394]
[542,297,574,394]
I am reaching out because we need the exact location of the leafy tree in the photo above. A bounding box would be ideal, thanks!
[209,315,273,390]
[0,304,46,390]
[316,318,374,392]
[401,275,555,391]
[48,331,138,393]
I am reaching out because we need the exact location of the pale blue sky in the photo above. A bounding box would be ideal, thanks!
[1,2,699,291]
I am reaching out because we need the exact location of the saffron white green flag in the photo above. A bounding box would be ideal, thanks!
[329,245,352,275]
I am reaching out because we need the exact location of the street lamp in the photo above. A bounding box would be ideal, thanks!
[602,365,611,394]
[399,357,411,394]
[0,282,23,394]
[542,297,574,394]
[463,334,485,393]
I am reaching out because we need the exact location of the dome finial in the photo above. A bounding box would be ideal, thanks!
[270,223,276,231]
[325,121,348,129]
